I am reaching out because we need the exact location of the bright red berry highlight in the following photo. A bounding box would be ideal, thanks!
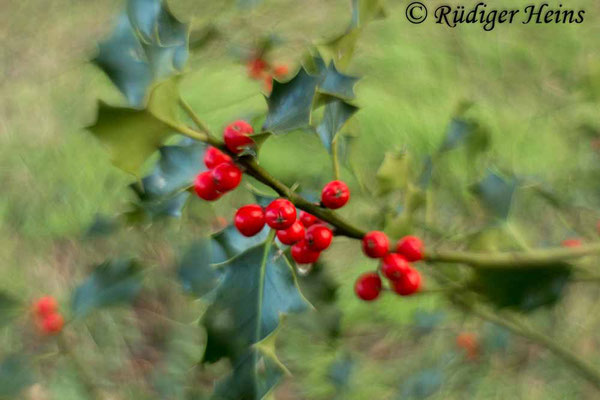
[381,253,411,281]
[305,225,333,251]
[204,146,232,169]
[354,272,382,301]
[299,211,321,228]
[265,198,296,230]
[276,220,305,245]
[362,231,389,258]
[321,180,350,209]
[40,313,64,335]
[211,163,242,192]
[562,238,582,248]
[34,296,58,318]
[194,171,222,201]
[391,267,421,296]
[291,240,321,264]
[224,120,254,154]
[234,204,265,237]
[396,235,424,262]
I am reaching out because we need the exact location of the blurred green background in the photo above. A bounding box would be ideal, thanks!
[2,0,600,398]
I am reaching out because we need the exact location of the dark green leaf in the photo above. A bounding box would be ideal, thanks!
[399,368,443,399]
[439,118,471,152]
[0,292,19,329]
[317,62,359,101]
[472,263,572,312]
[127,0,188,47]
[412,310,445,336]
[0,355,33,398]
[211,349,284,400]
[211,225,270,260]
[316,100,358,153]
[85,214,120,237]
[470,171,518,220]
[72,259,143,317]
[328,353,354,389]
[263,68,320,134]
[202,242,310,363]
[178,239,223,298]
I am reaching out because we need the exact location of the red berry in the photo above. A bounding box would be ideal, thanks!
[211,163,242,192]
[321,180,350,209]
[265,198,296,230]
[194,171,222,201]
[204,146,232,169]
[362,231,389,258]
[299,211,322,228]
[291,240,321,264]
[247,58,267,79]
[381,253,411,281]
[234,204,265,237]
[396,235,424,262]
[391,267,421,296]
[34,296,57,318]
[305,224,333,251]
[276,220,305,245]
[562,238,582,248]
[224,120,254,154]
[273,64,289,78]
[456,332,479,361]
[40,313,64,335]
[354,272,382,301]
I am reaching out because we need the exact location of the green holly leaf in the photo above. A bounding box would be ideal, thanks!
[72,259,144,318]
[88,78,180,176]
[317,62,359,101]
[472,263,572,312]
[0,354,33,398]
[316,29,361,70]
[263,68,320,134]
[94,0,189,106]
[470,171,518,220]
[202,241,310,363]
[211,348,285,400]
[212,225,271,260]
[316,100,358,153]
[351,0,386,28]
[0,292,19,328]
[178,239,224,298]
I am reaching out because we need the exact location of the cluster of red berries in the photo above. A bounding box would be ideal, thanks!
[354,234,424,301]
[234,181,351,264]
[246,57,289,91]
[33,296,64,335]
[194,121,255,201]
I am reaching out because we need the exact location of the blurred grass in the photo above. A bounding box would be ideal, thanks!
[2,0,600,398]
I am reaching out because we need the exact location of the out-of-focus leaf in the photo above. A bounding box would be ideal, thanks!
[328,353,353,390]
[0,293,19,328]
[211,348,285,400]
[412,310,445,336]
[376,151,411,194]
[0,354,33,398]
[94,0,189,106]
[85,214,120,237]
[88,78,180,175]
[472,263,572,312]
[482,323,510,353]
[263,68,320,134]
[439,118,471,152]
[399,368,443,399]
[316,100,358,153]
[316,29,361,70]
[202,242,310,363]
[236,0,263,9]
[72,259,143,317]
[177,239,223,298]
[470,171,518,220]
[351,0,386,28]
[418,156,433,189]
[317,62,359,101]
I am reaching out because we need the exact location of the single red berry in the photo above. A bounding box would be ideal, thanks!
[456,332,479,361]
[391,267,421,296]
[224,120,255,154]
[321,180,350,209]
[305,225,333,251]
[40,313,64,335]
[381,253,411,281]
[354,272,382,301]
[562,238,582,248]
[291,240,321,264]
[362,231,389,258]
[34,296,57,318]
[211,163,242,192]
[276,220,305,245]
[247,58,268,79]
[265,198,296,230]
[299,211,322,228]
[234,204,265,237]
[273,64,289,78]
[204,146,232,169]
[396,235,424,262]
[194,171,222,201]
